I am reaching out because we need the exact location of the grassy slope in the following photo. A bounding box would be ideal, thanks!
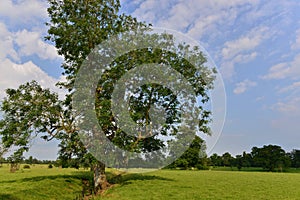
[100,170,300,200]
[1,165,300,200]
[0,164,91,200]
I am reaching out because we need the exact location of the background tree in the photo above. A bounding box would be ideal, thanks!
[209,153,222,167]
[251,145,290,171]
[221,152,234,167]
[167,136,207,169]
[289,149,300,168]
[26,156,33,165]
[0,144,7,167]
[234,155,243,170]
[0,81,86,172]
[242,151,253,168]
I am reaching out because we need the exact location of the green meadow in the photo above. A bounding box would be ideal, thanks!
[1,165,300,200]
[0,164,87,200]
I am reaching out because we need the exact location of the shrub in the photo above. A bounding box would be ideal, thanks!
[23,165,30,169]
[48,164,53,169]
[196,164,209,170]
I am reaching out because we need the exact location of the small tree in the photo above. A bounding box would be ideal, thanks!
[168,136,207,169]
[0,81,87,172]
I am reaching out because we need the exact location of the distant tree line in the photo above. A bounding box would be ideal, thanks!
[0,154,96,170]
[165,144,300,172]
[208,145,300,172]
[0,156,56,166]
[1,143,299,173]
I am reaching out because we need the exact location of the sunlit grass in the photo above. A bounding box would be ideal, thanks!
[0,164,90,200]
[99,170,300,200]
[1,164,300,200]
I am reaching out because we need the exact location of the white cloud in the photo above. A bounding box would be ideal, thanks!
[278,81,300,93]
[220,27,271,79]
[131,0,259,39]
[272,97,300,115]
[0,59,65,99]
[0,22,19,61]
[271,79,300,116]
[291,29,300,50]
[220,52,258,78]
[262,53,300,80]
[0,22,61,62]
[0,1,64,103]
[127,0,292,81]
[0,0,48,24]
[233,79,257,94]
[255,96,265,102]
[221,28,267,60]
[15,29,61,60]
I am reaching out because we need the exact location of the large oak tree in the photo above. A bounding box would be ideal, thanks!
[1,0,216,195]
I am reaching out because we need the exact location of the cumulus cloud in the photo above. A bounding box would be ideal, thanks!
[272,97,300,115]
[126,0,296,81]
[0,0,48,24]
[220,52,258,79]
[278,81,300,93]
[0,1,64,102]
[272,81,300,116]
[221,27,268,60]
[0,22,19,61]
[262,53,300,80]
[291,29,300,50]
[0,59,65,99]
[233,79,257,94]
[130,0,259,39]
[220,26,271,79]
[0,23,61,62]
[15,29,61,60]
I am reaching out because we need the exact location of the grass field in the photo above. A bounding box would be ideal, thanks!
[100,170,300,200]
[0,164,90,200]
[1,165,300,200]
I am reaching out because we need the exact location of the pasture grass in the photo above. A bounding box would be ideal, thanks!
[0,164,91,200]
[99,169,300,200]
[1,164,300,200]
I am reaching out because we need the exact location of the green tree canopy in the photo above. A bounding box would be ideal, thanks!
[45,0,216,192]
[251,145,290,171]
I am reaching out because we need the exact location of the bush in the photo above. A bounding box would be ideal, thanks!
[23,165,30,169]
[48,164,53,169]
[196,164,209,170]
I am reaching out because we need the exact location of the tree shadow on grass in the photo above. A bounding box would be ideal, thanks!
[109,172,174,186]
[0,194,20,200]
[0,171,93,185]
[0,171,94,199]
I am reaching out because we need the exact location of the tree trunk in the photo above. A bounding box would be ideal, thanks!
[10,163,18,173]
[93,161,109,194]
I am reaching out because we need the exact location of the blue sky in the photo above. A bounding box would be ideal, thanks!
[1,0,300,160]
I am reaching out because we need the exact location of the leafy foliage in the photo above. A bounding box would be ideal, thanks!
[210,145,294,172]
[0,81,62,158]
[166,136,207,169]
[46,0,215,170]
[0,81,86,167]
[251,145,290,171]
[46,0,146,90]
